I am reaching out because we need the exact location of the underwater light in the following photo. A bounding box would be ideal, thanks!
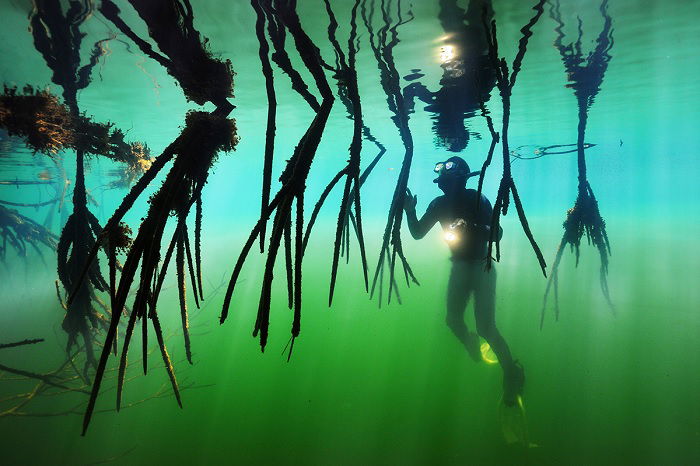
[439,45,455,63]
[435,33,454,42]
[444,218,467,243]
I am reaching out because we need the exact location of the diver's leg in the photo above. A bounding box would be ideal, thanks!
[473,264,524,405]
[473,265,513,367]
[446,261,480,361]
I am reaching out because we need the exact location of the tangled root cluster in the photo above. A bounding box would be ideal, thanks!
[174,48,235,106]
[144,111,237,217]
[0,85,74,155]
[0,86,151,169]
[562,182,610,265]
[73,118,152,167]
[176,111,238,185]
[0,204,58,257]
[108,222,133,253]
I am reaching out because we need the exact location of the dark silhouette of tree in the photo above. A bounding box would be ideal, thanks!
[478,0,548,274]
[541,0,614,327]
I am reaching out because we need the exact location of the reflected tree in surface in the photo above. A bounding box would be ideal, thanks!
[63,0,238,434]
[541,0,614,327]
[32,0,108,375]
[8,1,151,376]
[0,0,620,437]
[403,0,496,153]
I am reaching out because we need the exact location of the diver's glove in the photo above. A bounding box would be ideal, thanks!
[403,188,417,213]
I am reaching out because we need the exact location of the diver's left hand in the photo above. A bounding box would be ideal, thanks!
[404,188,417,212]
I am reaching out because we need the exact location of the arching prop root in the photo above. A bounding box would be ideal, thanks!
[479,0,548,276]
[221,0,336,360]
[475,97,499,211]
[81,111,237,435]
[251,0,278,254]
[302,0,369,306]
[361,0,420,306]
[541,0,614,326]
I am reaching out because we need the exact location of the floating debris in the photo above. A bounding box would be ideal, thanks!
[510,143,596,160]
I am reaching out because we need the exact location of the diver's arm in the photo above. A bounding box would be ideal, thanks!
[405,207,439,240]
[404,190,439,240]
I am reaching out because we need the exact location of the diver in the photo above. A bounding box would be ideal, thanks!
[403,155,524,406]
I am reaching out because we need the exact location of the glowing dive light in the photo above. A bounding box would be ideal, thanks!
[444,218,467,243]
[444,231,457,242]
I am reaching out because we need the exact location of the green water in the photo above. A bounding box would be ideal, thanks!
[1,0,699,464]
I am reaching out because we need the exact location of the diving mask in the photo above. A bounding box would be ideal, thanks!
[434,160,460,174]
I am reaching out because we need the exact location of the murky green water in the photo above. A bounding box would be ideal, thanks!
[1,0,699,464]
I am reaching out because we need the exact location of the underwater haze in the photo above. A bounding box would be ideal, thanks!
[1,0,699,464]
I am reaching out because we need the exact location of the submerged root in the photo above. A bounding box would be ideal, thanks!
[0,86,151,166]
[0,338,44,350]
[221,0,334,358]
[480,0,548,275]
[0,204,58,258]
[82,110,236,434]
[542,0,614,325]
[317,0,369,305]
[361,0,420,306]
[1,328,204,420]
[541,182,612,327]
[0,85,73,155]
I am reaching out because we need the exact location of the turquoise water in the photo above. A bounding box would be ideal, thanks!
[1,0,699,464]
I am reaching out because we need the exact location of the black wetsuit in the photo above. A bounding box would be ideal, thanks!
[404,188,493,260]
[405,187,515,374]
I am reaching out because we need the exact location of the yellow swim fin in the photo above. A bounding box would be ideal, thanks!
[480,341,498,364]
[498,395,538,448]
